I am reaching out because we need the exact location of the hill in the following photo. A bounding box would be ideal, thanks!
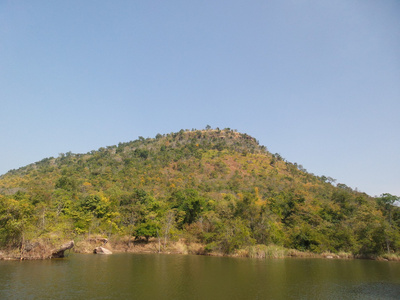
[0,128,399,259]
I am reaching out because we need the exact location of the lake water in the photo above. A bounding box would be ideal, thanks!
[0,253,399,299]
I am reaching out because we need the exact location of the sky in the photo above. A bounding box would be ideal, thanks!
[1,0,399,197]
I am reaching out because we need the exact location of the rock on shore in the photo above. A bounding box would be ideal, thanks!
[51,241,75,258]
[93,247,112,255]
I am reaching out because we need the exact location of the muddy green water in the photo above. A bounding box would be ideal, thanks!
[0,253,399,299]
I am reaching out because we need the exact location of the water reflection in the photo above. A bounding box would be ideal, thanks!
[0,254,399,299]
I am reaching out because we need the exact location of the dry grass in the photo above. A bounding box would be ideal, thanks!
[5,234,399,263]
[248,245,289,259]
[86,236,197,255]
[379,253,400,261]
[0,237,75,260]
[317,252,353,259]
[73,235,113,254]
[187,243,205,255]
[73,240,95,254]
[234,248,249,257]
[108,236,159,253]
[232,245,289,259]
[286,249,318,258]
[337,251,354,259]
[234,247,359,260]
[173,240,188,254]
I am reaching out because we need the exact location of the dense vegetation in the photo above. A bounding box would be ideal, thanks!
[1,128,399,257]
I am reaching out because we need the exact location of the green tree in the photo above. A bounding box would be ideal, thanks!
[377,193,400,253]
[377,193,399,225]
[0,196,33,247]
[135,220,159,243]
[209,218,255,254]
[170,189,206,226]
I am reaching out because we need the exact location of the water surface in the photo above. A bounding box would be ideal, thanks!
[0,253,399,299]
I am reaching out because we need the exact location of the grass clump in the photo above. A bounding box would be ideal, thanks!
[379,253,400,261]
[247,245,288,259]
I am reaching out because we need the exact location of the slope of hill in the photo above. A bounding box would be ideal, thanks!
[0,128,399,259]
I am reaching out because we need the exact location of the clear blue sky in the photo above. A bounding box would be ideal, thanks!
[1,1,399,197]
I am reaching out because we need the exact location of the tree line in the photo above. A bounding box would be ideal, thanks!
[0,128,399,257]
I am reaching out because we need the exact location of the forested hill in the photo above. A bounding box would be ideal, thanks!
[0,128,399,257]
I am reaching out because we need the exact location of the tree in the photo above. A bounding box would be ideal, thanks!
[377,193,400,253]
[135,220,159,243]
[161,209,177,249]
[120,205,138,248]
[170,189,206,227]
[377,193,399,225]
[0,196,33,247]
[209,219,255,254]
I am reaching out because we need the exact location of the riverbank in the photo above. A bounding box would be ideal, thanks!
[73,236,400,262]
[0,239,74,260]
[2,236,400,262]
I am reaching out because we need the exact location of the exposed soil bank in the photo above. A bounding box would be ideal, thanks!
[73,236,400,262]
[2,236,400,262]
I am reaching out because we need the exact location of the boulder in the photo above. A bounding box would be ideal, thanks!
[51,241,74,258]
[93,246,112,255]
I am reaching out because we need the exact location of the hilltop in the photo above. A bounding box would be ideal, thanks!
[0,128,399,259]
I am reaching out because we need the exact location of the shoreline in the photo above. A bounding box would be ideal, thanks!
[2,237,399,262]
